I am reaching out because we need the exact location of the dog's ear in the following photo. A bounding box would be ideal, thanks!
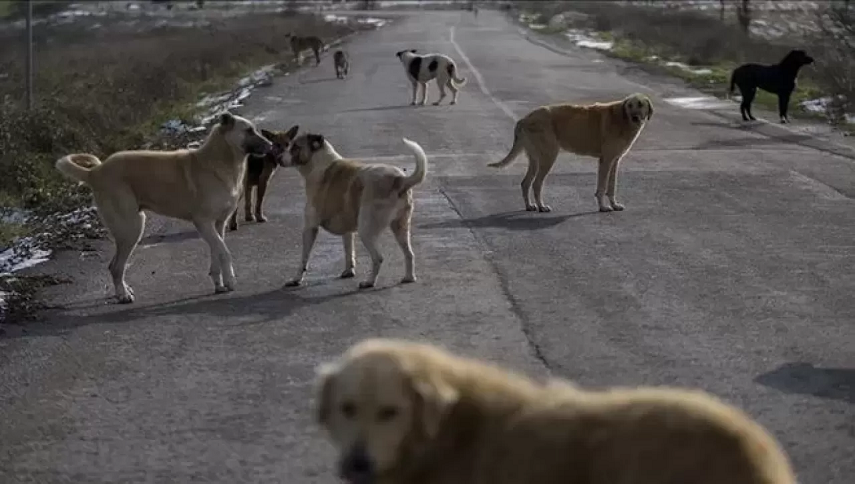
[285,125,300,141]
[411,373,459,439]
[260,128,275,141]
[308,134,325,151]
[219,112,235,129]
[315,362,339,425]
[645,97,654,120]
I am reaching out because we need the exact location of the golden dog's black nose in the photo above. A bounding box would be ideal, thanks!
[339,445,374,484]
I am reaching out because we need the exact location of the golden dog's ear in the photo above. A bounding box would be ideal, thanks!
[412,375,459,438]
[315,362,339,425]
[646,97,654,120]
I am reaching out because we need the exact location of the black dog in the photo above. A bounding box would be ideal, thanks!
[729,49,814,124]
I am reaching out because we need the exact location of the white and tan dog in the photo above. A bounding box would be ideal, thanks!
[315,338,797,484]
[279,130,428,289]
[395,49,467,106]
[55,113,273,303]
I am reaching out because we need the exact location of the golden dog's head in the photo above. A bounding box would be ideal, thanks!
[315,340,459,484]
[621,93,654,125]
[257,125,299,167]
[216,112,274,157]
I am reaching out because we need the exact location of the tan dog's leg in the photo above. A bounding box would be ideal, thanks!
[341,232,356,278]
[606,157,625,211]
[313,47,321,66]
[98,194,145,304]
[391,205,416,283]
[525,133,559,212]
[195,218,235,293]
[286,224,319,287]
[520,157,539,212]
[595,155,618,212]
[356,211,387,289]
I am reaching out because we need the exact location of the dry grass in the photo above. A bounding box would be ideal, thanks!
[0,11,352,216]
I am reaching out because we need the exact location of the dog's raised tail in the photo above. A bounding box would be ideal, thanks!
[399,137,428,194]
[448,63,467,87]
[488,123,524,169]
[55,154,102,185]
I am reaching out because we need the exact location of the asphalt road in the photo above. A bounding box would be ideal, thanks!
[2,9,854,484]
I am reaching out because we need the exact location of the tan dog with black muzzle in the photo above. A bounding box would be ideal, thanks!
[489,93,654,213]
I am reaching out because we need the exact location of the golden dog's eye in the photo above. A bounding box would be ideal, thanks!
[377,406,398,422]
[341,402,356,419]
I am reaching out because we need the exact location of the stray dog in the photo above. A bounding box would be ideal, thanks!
[334,50,350,79]
[315,338,797,484]
[489,93,653,213]
[395,49,467,106]
[55,113,272,303]
[279,131,428,289]
[288,33,325,66]
[729,49,814,123]
[227,126,299,231]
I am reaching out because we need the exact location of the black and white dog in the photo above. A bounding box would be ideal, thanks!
[395,49,468,106]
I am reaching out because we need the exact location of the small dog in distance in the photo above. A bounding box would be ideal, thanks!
[333,50,350,79]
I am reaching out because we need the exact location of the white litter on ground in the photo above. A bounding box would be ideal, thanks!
[663,61,713,76]
[564,30,613,51]
[664,96,735,110]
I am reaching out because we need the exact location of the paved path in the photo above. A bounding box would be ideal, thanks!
[1,9,853,484]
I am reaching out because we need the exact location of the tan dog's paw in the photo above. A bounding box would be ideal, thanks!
[256,214,268,223]
[340,268,356,279]
[401,275,417,284]
[525,205,538,211]
[358,281,375,289]
[214,285,230,294]
[284,279,303,287]
[610,203,625,211]
[537,205,552,213]
[598,205,614,212]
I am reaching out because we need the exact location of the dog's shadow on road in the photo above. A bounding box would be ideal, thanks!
[419,210,598,232]
[755,362,855,405]
[299,77,340,85]
[340,105,415,114]
[17,283,399,339]
[139,231,199,246]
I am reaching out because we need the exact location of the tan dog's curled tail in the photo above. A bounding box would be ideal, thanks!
[448,63,467,88]
[55,154,102,185]
[488,122,523,169]
[399,137,428,194]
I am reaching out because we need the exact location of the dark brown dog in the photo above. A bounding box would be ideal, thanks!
[228,126,299,231]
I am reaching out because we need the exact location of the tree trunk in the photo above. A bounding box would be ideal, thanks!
[737,0,751,36]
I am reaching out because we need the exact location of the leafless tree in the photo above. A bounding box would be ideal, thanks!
[736,0,751,36]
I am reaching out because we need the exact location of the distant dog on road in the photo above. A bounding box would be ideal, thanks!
[55,113,272,303]
[489,93,653,213]
[395,49,467,106]
[333,50,350,79]
[280,130,428,289]
[227,126,299,231]
[288,33,325,66]
[315,338,797,484]
[729,49,814,123]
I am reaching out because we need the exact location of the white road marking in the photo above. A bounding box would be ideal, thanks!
[449,26,518,122]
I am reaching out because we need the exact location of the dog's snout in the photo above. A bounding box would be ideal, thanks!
[339,444,374,484]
